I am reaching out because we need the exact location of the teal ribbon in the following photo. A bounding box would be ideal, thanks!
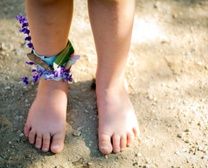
[33,50,56,66]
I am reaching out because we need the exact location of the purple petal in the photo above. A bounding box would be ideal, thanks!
[32,74,40,83]
[20,28,30,34]
[27,43,34,49]
[25,36,31,41]
[21,76,29,85]
[25,61,34,65]
[22,22,29,28]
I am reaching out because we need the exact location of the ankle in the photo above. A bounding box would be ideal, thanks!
[96,80,127,98]
[96,72,129,89]
[36,79,68,99]
[38,79,68,89]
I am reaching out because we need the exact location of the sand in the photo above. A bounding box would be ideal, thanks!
[0,0,208,167]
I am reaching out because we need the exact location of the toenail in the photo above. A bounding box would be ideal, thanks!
[52,145,60,148]
[35,145,41,149]
[42,148,49,152]
[100,147,109,152]
[121,147,126,151]
[51,145,60,151]
[113,150,120,153]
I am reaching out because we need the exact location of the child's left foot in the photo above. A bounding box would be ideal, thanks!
[24,79,68,153]
[96,80,140,155]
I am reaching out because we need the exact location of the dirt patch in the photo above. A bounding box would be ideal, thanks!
[0,0,208,167]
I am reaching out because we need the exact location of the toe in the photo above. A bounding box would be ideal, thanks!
[112,134,121,153]
[50,132,65,154]
[120,135,127,151]
[24,124,31,138]
[42,133,50,152]
[99,134,113,155]
[35,133,43,149]
[127,132,134,146]
[133,127,141,143]
[28,129,36,144]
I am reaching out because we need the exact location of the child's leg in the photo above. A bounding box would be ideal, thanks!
[88,0,140,154]
[24,0,73,153]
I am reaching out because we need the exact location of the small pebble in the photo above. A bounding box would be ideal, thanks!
[172,14,177,19]
[84,109,89,113]
[4,86,11,90]
[19,133,24,137]
[147,94,153,100]
[77,127,82,131]
[87,162,93,166]
[0,43,3,51]
[177,134,182,138]
[184,140,189,143]
[184,129,189,132]
[135,153,142,157]
[133,162,138,166]
[0,42,6,50]
[72,130,81,137]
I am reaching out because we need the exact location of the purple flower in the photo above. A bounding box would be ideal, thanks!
[16,15,27,24]
[21,65,73,85]
[32,74,40,83]
[54,71,59,77]
[34,66,73,83]
[21,76,29,85]
[16,15,34,50]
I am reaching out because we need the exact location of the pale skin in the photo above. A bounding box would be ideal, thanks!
[24,0,140,154]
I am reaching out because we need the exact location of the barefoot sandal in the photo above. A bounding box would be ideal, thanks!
[16,15,79,85]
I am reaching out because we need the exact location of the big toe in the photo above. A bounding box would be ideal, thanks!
[50,132,65,154]
[99,134,113,155]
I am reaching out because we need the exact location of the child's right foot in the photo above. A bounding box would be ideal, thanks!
[24,79,68,153]
[96,79,140,155]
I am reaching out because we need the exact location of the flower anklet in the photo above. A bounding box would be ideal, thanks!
[16,15,79,85]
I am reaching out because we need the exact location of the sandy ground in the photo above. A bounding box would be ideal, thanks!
[0,0,208,168]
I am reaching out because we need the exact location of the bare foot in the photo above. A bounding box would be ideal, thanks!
[24,79,68,153]
[96,80,140,155]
